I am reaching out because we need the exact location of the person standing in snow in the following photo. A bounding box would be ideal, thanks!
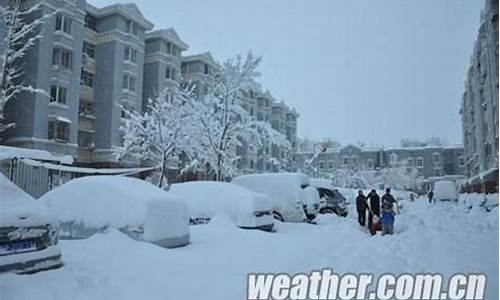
[380,188,397,235]
[366,189,380,228]
[380,200,395,235]
[428,190,434,204]
[356,190,368,227]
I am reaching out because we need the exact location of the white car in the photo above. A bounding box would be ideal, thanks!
[433,180,459,202]
[0,174,63,274]
[40,176,190,248]
[232,173,318,222]
[169,181,275,231]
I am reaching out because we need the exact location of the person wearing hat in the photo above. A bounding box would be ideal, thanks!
[356,190,368,227]
[380,188,396,235]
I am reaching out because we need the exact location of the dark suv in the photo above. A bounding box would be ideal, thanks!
[316,187,348,217]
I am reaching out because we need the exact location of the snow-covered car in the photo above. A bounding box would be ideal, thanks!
[0,174,63,274]
[232,173,315,222]
[169,181,275,231]
[316,187,348,217]
[433,180,459,202]
[40,176,190,248]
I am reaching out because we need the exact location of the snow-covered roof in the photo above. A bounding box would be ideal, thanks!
[181,51,217,66]
[86,2,154,30]
[0,145,73,164]
[146,28,188,50]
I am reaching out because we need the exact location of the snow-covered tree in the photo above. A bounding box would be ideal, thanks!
[0,0,51,132]
[193,52,289,180]
[117,87,199,187]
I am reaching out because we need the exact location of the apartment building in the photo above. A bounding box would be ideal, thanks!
[1,0,299,174]
[143,28,188,101]
[460,0,499,192]
[79,3,153,166]
[2,0,87,157]
[180,51,217,100]
[295,144,465,189]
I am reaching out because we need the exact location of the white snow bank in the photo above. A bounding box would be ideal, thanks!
[0,145,73,164]
[40,175,187,231]
[0,173,53,227]
[169,181,273,227]
[232,173,309,222]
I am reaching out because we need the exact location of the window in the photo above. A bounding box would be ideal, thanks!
[319,162,325,169]
[343,156,349,166]
[124,47,137,63]
[83,42,95,59]
[84,14,97,31]
[351,156,358,165]
[250,160,254,169]
[367,159,374,169]
[204,64,209,75]
[433,153,441,164]
[458,156,465,167]
[48,120,70,142]
[55,13,72,34]
[122,75,136,92]
[125,20,131,32]
[80,69,93,87]
[416,157,424,168]
[50,85,67,104]
[52,49,73,70]
[132,22,138,35]
[165,66,177,80]
[126,20,139,36]
[328,162,334,169]
[433,169,441,177]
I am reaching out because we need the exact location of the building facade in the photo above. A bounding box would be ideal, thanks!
[460,0,499,192]
[1,0,299,175]
[295,144,465,190]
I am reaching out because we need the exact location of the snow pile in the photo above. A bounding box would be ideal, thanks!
[40,176,189,243]
[232,173,309,222]
[0,145,73,164]
[143,199,189,242]
[169,181,273,227]
[0,173,53,227]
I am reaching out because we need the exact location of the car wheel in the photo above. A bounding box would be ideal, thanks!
[272,211,284,222]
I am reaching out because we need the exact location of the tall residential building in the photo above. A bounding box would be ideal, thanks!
[79,3,153,166]
[460,0,499,192]
[143,28,188,101]
[180,52,217,100]
[3,0,87,157]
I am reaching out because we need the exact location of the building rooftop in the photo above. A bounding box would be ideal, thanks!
[146,28,189,50]
[86,2,154,30]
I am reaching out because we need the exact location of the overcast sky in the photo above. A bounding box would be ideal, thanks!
[92,0,483,147]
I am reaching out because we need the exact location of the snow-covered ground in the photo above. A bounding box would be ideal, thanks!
[1,196,498,300]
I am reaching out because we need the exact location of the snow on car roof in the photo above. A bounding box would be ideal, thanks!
[169,181,273,219]
[40,175,185,228]
[0,173,52,227]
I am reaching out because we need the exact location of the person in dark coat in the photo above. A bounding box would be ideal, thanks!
[381,188,396,210]
[428,190,434,204]
[356,190,368,227]
[366,189,380,229]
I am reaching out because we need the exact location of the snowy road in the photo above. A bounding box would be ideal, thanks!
[1,200,498,300]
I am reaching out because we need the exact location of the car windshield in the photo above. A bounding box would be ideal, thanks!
[318,188,336,198]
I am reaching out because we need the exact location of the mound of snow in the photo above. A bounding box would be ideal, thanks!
[169,181,273,227]
[0,173,52,227]
[41,176,189,242]
[232,173,309,222]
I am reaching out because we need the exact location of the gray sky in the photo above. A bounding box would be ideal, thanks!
[92,0,483,147]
